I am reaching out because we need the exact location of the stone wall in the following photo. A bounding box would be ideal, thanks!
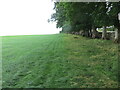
[65,31,115,41]
[98,31,115,40]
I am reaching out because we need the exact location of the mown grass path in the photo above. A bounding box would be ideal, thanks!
[2,34,118,88]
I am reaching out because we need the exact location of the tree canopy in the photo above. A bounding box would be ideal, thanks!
[49,1,120,42]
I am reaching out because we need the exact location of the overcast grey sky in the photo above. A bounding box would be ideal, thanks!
[0,0,61,36]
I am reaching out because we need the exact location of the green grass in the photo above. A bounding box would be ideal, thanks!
[2,34,118,88]
[0,36,2,89]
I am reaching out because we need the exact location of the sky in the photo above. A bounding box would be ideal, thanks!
[0,0,61,36]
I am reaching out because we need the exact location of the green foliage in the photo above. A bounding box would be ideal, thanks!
[108,2,120,28]
[62,24,72,33]
[50,2,120,34]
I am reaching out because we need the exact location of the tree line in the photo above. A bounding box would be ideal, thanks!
[49,1,120,43]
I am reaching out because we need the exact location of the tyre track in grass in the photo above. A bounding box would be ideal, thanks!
[3,35,61,88]
[48,34,70,88]
[41,34,73,88]
[35,34,61,87]
[41,34,65,87]
[19,35,59,88]
[14,35,61,88]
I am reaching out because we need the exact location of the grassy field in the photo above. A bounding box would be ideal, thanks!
[2,34,118,88]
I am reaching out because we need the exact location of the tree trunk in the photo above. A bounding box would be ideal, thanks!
[89,29,92,37]
[102,26,107,39]
[92,26,98,38]
[114,26,120,43]
[118,26,120,44]
[114,28,118,42]
[84,30,89,37]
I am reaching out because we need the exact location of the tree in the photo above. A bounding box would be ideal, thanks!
[108,2,120,43]
[49,2,120,43]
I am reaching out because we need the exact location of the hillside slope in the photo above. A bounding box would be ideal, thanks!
[2,34,118,88]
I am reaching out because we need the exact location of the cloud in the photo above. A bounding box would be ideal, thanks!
[0,0,61,36]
